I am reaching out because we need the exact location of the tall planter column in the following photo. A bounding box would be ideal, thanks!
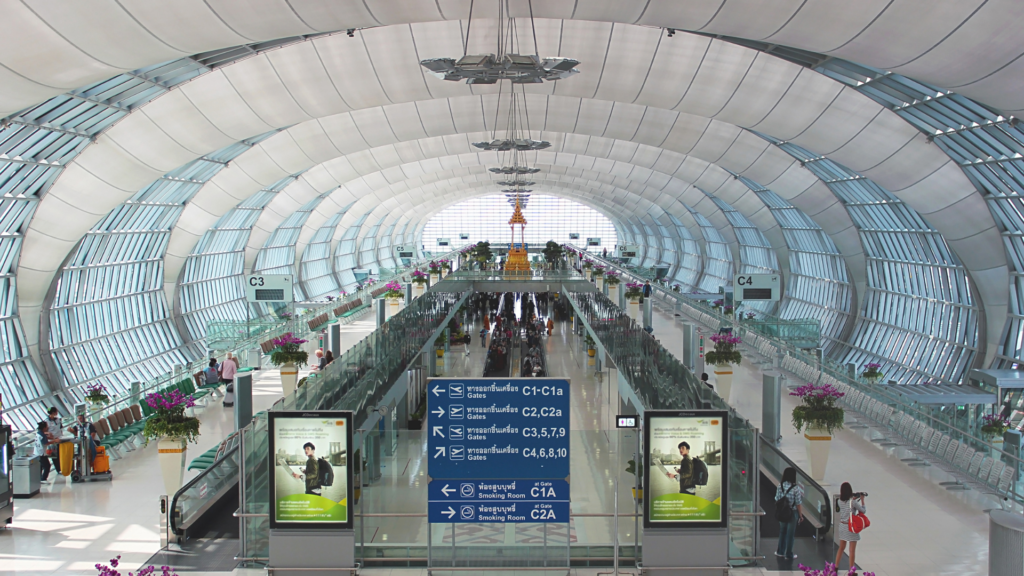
[804,428,832,481]
[627,297,641,320]
[386,297,401,319]
[280,361,299,396]
[158,437,187,494]
[608,284,619,303]
[413,283,426,299]
[714,365,733,403]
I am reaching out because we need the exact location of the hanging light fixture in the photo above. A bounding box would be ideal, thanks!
[420,0,580,85]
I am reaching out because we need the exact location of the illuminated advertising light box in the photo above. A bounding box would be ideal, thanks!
[643,410,728,529]
[269,411,354,530]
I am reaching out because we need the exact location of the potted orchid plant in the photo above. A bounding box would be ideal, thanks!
[84,383,111,406]
[704,332,742,402]
[982,414,1011,454]
[790,383,845,481]
[143,389,200,494]
[411,269,429,297]
[861,362,884,384]
[270,332,309,396]
[383,279,404,318]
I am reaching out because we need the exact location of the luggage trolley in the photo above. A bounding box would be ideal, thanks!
[71,436,112,483]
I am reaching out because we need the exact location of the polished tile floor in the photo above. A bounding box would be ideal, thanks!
[0,318,378,576]
[649,301,991,576]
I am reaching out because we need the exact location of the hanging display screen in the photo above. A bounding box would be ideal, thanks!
[269,411,354,530]
[643,410,728,528]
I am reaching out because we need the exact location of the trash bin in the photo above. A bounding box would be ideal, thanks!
[990,509,1024,575]
[14,456,40,498]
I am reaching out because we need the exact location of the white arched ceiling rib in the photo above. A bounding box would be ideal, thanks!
[4,2,1024,118]
[298,204,352,299]
[17,23,993,360]
[152,96,865,313]
[666,214,703,290]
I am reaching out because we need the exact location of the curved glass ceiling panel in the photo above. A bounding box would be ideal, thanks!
[689,210,732,293]
[421,194,618,255]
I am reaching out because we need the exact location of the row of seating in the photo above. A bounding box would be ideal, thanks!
[187,429,242,471]
[94,377,216,459]
[334,298,367,318]
[844,387,1016,495]
[306,313,330,331]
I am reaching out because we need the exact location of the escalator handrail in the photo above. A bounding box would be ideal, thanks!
[170,444,240,535]
[757,434,832,532]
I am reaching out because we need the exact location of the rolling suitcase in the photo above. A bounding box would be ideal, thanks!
[223,382,235,407]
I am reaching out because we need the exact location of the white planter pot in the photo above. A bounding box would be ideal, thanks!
[280,361,299,397]
[804,427,833,482]
[627,298,641,320]
[595,277,603,290]
[413,283,426,299]
[991,437,1005,457]
[586,270,593,281]
[158,437,188,495]
[386,298,401,319]
[714,366,733,403]
[430,272,440,286]
[88,400,108,419]
[608,285,618,303]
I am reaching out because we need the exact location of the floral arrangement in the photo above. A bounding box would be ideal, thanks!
[278,311,293,319]
[269,332,309,368]
[428,260,441,273]
[744,311,756,320]
[798,563,874,576]
[383,280,404,299]
[325,295,335,301]
[339,290,348,297]
[592,265,605,276]
[411,269,429,285]
[142,390,199,444]
[672,284,681,293]
[604,271,621,286]
[438,258,452,270]
[582,260,594,269]
[790,383,846,435]
[723,305,734,315]
[712,299,724,309]
[981,414,1010,440]
[96,556,180,576]
[624,281,644,300]
[84,383,110,404]
[861,362,884,381]
[704,333,742,366]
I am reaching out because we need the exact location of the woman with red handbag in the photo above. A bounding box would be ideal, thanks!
[835,482,868,573]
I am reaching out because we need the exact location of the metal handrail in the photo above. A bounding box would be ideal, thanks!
[170,444,240,535]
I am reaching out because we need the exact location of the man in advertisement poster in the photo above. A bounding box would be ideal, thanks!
[666,441,696,495]
[292,442,322,495]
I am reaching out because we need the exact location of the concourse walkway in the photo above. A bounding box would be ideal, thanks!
[649,305,988,576]
[0,319,377,576]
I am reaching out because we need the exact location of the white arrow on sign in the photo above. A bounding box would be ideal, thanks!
[441,484,455,497]
[443,506,456,519]
[432,407,445,418]
[432,426,445,438]
[432,384,445,397]
[434,446,446,459]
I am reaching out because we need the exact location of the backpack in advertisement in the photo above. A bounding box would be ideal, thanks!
[775,485,795,522]
[692,457,709,486]
[318,457,335,487]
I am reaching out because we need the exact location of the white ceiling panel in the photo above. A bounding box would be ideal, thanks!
[179,74,275,140]
[207,0,315,40]
[118,0,251,53]
[139,92,236,155]
[764,0,890,51]
[750,69,841,140]
[679,40,756,118]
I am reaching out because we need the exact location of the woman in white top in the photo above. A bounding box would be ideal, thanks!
[835,481,867,572]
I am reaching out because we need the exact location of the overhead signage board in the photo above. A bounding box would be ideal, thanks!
[427,378,570,480]
[618,245,640,258]
[459,233,470,240]
[642,410,728,529]
[437,238,451,246]
[586,237,601,246]
[732,273,780,302]
[569,233,580,239]
[427,479,570,523]
[268,411,353,530]
[245,274,293,303]
[394,246,415,259]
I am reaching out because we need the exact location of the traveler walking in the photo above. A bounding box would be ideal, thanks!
[835,482,867,571]
[774,467,805,560]
[35,421,59,483]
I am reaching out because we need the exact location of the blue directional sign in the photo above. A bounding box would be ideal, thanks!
[428,479,570,501]
[429,500,570,523]
[427,378,570,479]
